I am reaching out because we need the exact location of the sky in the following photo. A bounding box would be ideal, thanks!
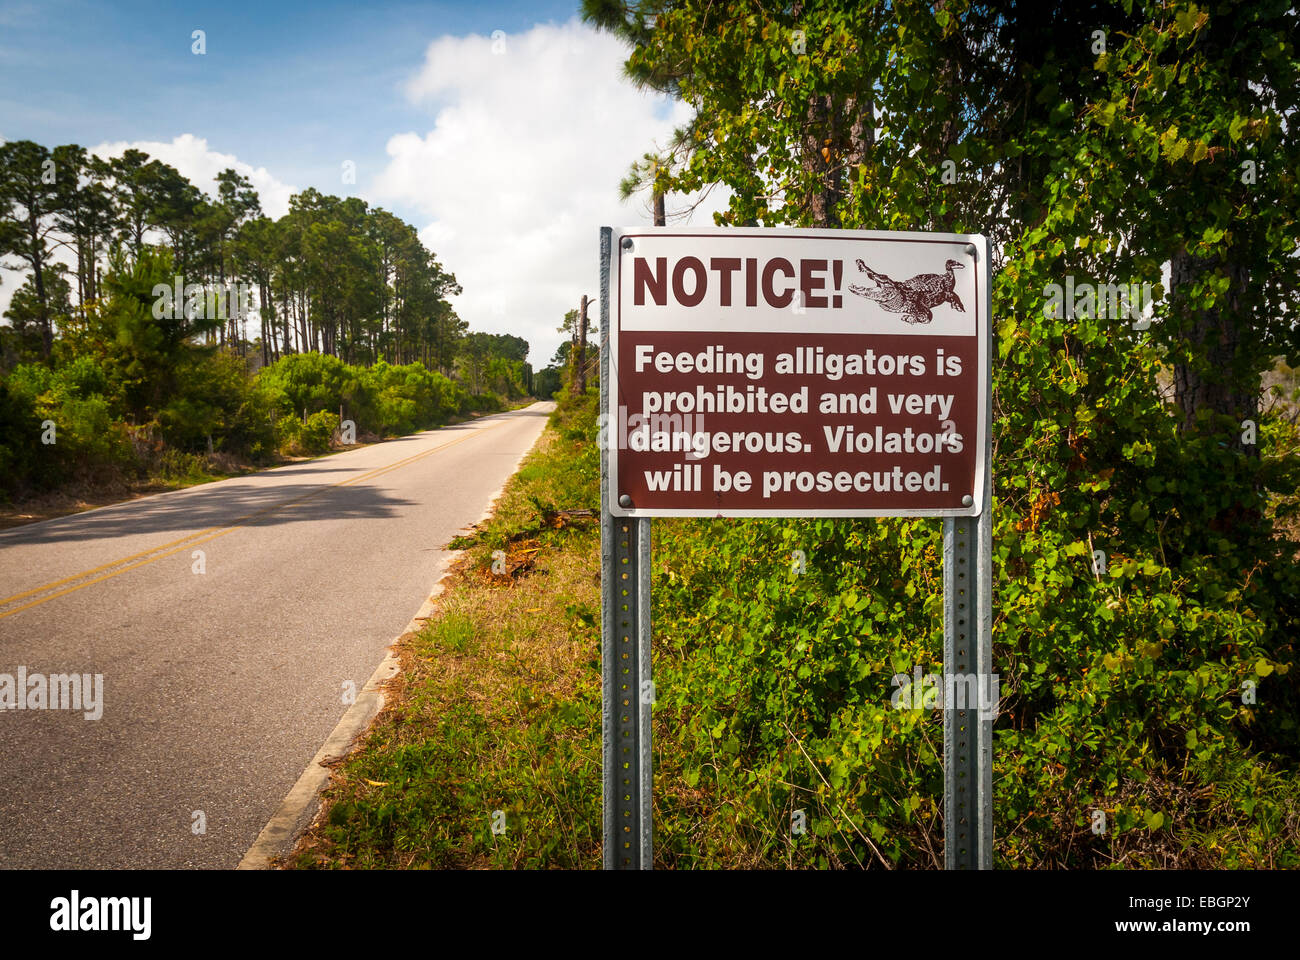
[0,0,723,367]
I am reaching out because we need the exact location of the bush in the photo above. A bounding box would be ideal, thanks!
[0,379,45,499]
[462,392,502,414]
[159,352,274,461]
[255,352,356,420]
[4,346,506,498]
[641,279,1300,870]
[257,356,471,439]
[158,448,208,484]
[52,395,134,478]
[301,411,340,455]
[4,362,135,487]
[274,411,340,457]
[50,354,111,401]
[360,361,463,435]
[274,414,304,456]
[4,362,53,401]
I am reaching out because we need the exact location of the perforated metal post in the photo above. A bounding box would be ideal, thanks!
[601,227,654,869]
[943,242,994,870]
[942,500,991,869]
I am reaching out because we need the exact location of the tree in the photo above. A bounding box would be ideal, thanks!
[593,0,1300,519]
[590,0,1300,868]
[573,295,591,396]
[51,145,115,308]
[233,216,281,366]
[150,167,205,288]
[2,138,488,416]
[109,149,167,259]
[1081,5,1300,445]
[97,246,223,420]
[4,268,72,361]
[584,1,886,229]
[619,151,672,225]
[0,140,61,357]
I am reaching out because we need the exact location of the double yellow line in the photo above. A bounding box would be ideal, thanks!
[0,419,508,621]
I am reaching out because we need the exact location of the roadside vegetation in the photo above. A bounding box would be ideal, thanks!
[291,372,1299,869]
[0,138,553,512]
[289,393,604,868]
[293,0,1300,871]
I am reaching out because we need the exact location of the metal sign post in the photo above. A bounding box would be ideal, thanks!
[599,225,992,870]
[943,243,995,870]
[942,471,993,869]
[601,227,654,869]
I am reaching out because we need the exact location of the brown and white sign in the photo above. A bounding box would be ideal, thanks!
[607,227,990,518]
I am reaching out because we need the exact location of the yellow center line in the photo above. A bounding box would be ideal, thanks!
[0,419,509,621]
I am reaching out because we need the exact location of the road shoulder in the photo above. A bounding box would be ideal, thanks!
[238,402,556,869]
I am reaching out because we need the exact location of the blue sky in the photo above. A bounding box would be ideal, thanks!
[1,0,574,231]
[1,1,707,365]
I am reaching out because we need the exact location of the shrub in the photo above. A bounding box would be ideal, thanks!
[274,414,304,456]
[0,379,45,499]
[463,392,502,414]
[360,361,464,434]
[159,352,274,461]
[299,411,340,456]
[257,352,371,421]
[158,448,208,484]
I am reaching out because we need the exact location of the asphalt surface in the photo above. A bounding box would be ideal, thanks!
[0,402,554,868]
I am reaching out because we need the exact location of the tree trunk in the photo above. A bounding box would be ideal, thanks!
[799,93,873,229]
[573,295,589,396]
[24,205,52,358]
[801,94,840,227]
[1169,250,1257,455]
[1169,248,1265,549]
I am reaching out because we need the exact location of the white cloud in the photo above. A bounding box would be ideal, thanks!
[89,134,297,219]
[5,23,728,369]
[374,19,724,368]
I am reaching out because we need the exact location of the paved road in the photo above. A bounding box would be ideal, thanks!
[0,402,553,868]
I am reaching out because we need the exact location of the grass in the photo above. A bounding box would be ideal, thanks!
[286,393,603,869]
[286,385,1300,870]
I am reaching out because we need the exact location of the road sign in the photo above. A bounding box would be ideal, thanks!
[599,226,994,871]
[608,227,989,518]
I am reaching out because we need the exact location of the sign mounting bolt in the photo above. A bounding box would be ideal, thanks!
[619,494,633,508]
[964,243,977,258]
[621,237,634,251]
[962,494,974,507]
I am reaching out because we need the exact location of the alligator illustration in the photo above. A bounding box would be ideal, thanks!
[847,258,965,323]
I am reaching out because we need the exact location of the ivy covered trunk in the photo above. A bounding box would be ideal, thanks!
[1170,251,1258,454]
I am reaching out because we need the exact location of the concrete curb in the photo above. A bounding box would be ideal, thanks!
[236,401,553,869]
